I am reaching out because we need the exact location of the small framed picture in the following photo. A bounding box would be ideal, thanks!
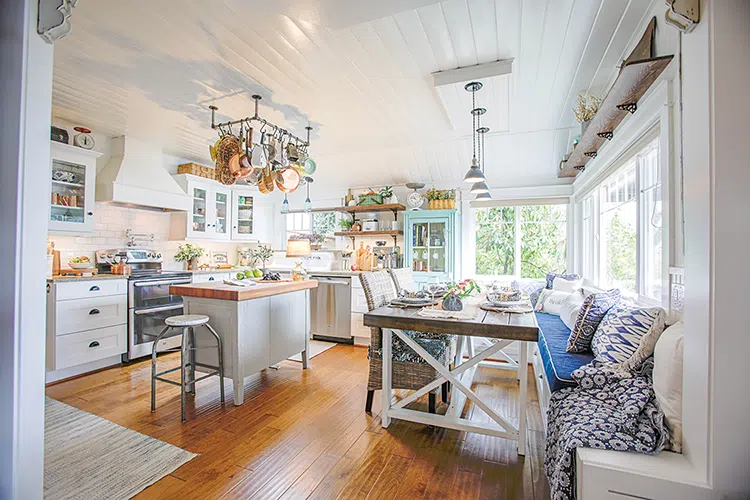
[211,251,228,265]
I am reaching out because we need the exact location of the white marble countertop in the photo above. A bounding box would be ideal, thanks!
[47,274,128,283]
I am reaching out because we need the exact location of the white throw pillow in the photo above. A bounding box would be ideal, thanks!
[560,291,584,330]
[534,289,570,316]
[653,321,684,452]
[552,276,583,293]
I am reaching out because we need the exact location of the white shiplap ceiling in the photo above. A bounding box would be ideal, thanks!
[51,0,657,194]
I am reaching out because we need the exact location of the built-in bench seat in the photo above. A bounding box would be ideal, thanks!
[535,312,594,392]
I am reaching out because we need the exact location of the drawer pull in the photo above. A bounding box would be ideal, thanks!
[88,341,100,348]
[89,285,100,292]
[89,308,100,315]
[208,277,215,281]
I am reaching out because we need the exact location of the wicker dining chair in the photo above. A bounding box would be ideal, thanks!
[388,267,418,294]
[359,271,456,414]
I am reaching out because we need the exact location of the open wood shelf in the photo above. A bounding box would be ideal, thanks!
[335,204,406,221]
[559,55,673,178]
[334,230,403,245]
[559,54,673,178]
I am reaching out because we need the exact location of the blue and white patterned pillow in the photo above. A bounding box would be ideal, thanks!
[591,305,667,369]
[518,280,545,307]
[566,289,621,353]
[545,272,580,289]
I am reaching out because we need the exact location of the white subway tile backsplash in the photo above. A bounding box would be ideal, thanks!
[49,202,241,267]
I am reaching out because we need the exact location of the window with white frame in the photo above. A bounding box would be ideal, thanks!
[474,204,567,279]
[285,212,338,247]
[580,136,663,302]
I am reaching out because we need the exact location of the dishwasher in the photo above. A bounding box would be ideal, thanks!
[310,275,352,344]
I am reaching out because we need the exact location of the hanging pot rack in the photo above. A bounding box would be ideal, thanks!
[209,94,313,152]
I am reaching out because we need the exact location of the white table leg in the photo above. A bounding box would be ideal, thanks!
[517,340,528,455]
[381,328,392,428]
[233,376,244,406]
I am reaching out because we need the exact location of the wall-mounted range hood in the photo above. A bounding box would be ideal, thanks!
[96,136,191,211]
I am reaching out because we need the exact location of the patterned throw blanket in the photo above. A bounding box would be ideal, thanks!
[544,359,669,500]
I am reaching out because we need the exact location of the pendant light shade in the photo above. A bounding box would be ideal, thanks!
[470,181,490,194]
[463,158,485,183]
[303,176,313,212]
[281,193,289,213]
[474,191,492,201]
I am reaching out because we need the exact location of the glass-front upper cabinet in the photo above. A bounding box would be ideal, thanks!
[190,186,208,236]
[403,209,460,287]
[214,190,228,237]
[49,142,101,234]
[181,179,230,241]
[231,190,255,241]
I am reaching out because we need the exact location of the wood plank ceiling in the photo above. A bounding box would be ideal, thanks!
[51,0,656,193]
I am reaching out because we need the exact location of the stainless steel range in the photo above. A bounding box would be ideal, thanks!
[96,249,191,362]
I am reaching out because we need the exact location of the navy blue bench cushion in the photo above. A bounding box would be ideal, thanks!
[535,312,594,392]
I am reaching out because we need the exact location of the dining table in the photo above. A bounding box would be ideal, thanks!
[363,296,539,455]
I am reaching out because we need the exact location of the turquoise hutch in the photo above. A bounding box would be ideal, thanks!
[402,209,461,288]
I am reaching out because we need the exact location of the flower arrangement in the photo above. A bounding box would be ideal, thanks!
[441,279,481,311]
[572,92,602,124]
[250,244,274,272]
[175,243,205,270]
[379,185,394,201]
[424,188,456,209]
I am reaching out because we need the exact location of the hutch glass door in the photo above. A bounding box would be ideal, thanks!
[50,159,87,228]
[411,220,448,273]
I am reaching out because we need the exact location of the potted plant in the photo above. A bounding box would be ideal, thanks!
[175,243,205,270]
[379,185,395,204]
[309,233,326,250]
[442,279,481,311]
[573,92,602,135]
[423,188,456,209]
[250,244,274,273]
[339,218,354,232]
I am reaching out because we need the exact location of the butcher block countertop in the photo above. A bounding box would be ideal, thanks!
[170,279,318,301]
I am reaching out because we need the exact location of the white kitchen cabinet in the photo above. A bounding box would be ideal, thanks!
[191,272,231,283]
[351,275,371,345]
[49,142,102,235]
[171,174,231,241]
[46,279,128,372]
[171,175,272,243]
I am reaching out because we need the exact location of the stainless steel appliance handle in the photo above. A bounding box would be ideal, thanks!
[314,278,350,286]
[133,304,184,315]
[133,279,191,287]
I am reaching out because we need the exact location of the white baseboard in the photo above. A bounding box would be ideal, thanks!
[46,355,121,384]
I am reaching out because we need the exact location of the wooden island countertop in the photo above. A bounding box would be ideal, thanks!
[170,279,318,301]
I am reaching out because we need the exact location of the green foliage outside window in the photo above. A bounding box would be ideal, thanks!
[312,212,337,237]
[475,205,567,278]
[605,210,637,292]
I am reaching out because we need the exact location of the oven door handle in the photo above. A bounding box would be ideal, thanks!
[133,304,184,315]
[133,279,191,287]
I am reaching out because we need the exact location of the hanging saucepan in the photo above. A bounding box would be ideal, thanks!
[237,127,253,179]
[303,156,317,175]
[258,147,275,194]
[274,157,301,193]
[228,125,244,179]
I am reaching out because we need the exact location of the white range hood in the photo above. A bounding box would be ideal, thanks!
[96,136,191,211]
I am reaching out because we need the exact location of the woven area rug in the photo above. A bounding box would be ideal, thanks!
[45,397,196,500]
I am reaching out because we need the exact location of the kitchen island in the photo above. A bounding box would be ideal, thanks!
[170,279,318,405]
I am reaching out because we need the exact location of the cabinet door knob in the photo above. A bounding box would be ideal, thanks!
[89,308,100,315]
[88,341,100,348]
[87,211,94,216]
[208,277,214,281]
[89,285,100,292]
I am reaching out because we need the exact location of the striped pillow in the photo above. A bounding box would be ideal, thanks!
[592,305,667,369]
[565,289,621,353]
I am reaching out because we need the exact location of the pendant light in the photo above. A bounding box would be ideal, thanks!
[470,111,490,194]
[463,82,486,183]
[303,177,313,212]
[281,193,289,213]
[474,125,492,199]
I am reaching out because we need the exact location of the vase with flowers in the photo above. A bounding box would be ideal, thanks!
[441,279,481,311]
[175,243,205,270]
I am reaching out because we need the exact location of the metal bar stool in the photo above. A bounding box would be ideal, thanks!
[151,314,225,422]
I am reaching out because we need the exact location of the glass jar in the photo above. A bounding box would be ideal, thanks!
[291,261,308,281]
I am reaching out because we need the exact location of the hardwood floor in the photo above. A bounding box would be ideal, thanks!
[46,345,551,500]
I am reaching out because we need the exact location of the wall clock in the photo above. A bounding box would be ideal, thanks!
[406,183,425,210]
[73,126,95,150]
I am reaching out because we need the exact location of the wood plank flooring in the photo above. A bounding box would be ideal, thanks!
[46,344,550,500]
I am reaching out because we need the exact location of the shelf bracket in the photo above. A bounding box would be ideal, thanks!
[584,152,598,159]
[617,102,637,114]
[597,131,614,141]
